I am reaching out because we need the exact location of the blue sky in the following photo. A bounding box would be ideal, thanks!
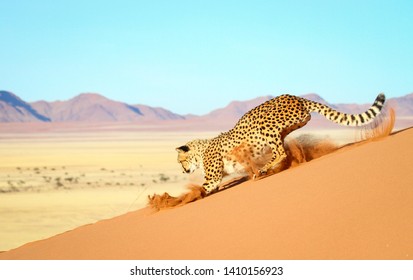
[1,0,412,114]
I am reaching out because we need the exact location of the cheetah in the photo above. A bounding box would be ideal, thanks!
[176,93,386,195]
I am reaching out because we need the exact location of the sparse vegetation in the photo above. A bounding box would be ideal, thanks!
[158,173,170,182]
[0,132,191,196]
[55,177,64,188]
[1,163,183,193]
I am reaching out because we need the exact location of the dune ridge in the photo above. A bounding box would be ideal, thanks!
[1,126,412,260]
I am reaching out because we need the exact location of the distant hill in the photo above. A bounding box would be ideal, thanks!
[385,93,413,116]
[132,104,185,121]
[0,91,50,122]
[28,93,184,122]
[300,93,330,105]
[31,93,141,122]
[192,95,274,124]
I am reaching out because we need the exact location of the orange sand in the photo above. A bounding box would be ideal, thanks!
[1,128,412,260]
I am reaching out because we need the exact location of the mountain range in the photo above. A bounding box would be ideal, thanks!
[0,91,184,123]
[1,90,412,124]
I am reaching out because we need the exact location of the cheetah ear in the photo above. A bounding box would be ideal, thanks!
[176,145,190,153]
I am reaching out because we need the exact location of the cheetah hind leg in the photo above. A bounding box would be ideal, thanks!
[255,142,287,178]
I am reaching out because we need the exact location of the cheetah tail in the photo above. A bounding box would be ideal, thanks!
[304,93,386,127]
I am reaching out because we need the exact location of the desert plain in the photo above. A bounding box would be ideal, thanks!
[0,126,216,251]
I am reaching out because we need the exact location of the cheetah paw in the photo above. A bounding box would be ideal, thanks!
[258,169,267,176]
[252,169,267,180]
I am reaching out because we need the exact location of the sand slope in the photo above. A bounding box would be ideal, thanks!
[1,128,413,260]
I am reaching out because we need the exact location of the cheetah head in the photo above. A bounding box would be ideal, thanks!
[176,145,200,174]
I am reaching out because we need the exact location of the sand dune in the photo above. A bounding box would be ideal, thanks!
[1,128,412,260]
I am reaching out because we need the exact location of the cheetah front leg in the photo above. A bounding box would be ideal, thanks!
[202,153,224,195]
[258,138,287,177]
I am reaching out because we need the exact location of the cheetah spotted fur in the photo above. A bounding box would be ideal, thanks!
[176,93,386,195]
